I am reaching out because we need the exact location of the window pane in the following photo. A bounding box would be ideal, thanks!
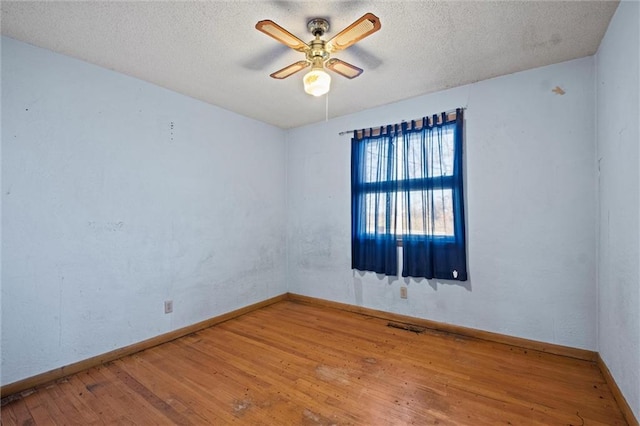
[400,127,454,180]
[401,189,453,237]
[364,193,396,235]
[363,139,393,183]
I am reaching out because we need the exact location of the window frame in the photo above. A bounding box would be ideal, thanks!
[354,121,460,244]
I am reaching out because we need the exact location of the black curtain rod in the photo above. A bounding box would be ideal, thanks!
[337,107,465,136]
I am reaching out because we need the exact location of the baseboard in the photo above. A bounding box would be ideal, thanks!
[0,293,288,399]
[596,353,639,426]
[286,293,598,362]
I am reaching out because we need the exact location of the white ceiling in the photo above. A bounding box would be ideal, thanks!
[1,1,618,129]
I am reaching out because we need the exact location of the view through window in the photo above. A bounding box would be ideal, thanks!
[362,126,456,239]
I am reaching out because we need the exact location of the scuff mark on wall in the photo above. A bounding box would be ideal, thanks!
[87,221,124,232]
[552,86,566,95]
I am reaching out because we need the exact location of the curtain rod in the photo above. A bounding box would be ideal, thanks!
[337,107,466,136]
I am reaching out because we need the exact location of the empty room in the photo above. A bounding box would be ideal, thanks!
[1,1,638,425]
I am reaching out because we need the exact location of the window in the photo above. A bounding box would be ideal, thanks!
[351,109,467,280]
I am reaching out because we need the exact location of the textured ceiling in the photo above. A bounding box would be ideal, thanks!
[1,1,618,129]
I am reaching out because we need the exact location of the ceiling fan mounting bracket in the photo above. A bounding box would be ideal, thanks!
[307,18,329,37]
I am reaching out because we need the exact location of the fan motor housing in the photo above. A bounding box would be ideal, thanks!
[307,40,329,62]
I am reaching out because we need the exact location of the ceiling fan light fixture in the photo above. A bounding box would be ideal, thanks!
[256,13,381,97]
[303,67,331,96]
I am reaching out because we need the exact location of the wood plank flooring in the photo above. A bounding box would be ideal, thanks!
[1,301,628,425]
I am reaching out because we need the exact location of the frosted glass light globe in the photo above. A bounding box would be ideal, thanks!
[303,69,331,96]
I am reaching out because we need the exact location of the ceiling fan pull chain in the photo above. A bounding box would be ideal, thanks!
[325,93,329,122]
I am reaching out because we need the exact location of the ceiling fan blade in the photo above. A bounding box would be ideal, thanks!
[256,20,309,52]
[325,58,363,79]
[326,13,381,52]
[270,61,311,79]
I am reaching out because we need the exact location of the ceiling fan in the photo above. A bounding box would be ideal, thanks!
[255,13,381,96]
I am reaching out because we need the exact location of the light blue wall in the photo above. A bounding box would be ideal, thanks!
[1,37,288,385]
[286,56,597,350]
[596,0,640,419]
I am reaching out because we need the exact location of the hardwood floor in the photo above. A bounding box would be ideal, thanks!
[1,301,628,425]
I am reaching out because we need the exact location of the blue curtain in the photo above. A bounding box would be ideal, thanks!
[400,110,467,280]
[351,126,398,275]
[351,109,467,281]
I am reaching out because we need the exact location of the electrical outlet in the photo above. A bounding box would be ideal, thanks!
[400,286,408,299]
[164,300,173,314]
